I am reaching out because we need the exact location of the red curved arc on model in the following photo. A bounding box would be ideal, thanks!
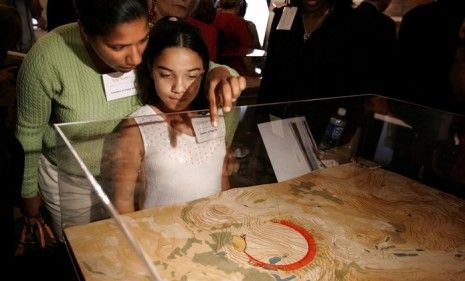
[244,219,316,271]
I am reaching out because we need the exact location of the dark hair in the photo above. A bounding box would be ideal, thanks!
[290,0,353,8]
[191,0,217,24]
[73,0,148,37]
[238,0,247,17]
[137,17,210,109]
[217,0,244,10]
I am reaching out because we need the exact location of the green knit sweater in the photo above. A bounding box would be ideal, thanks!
[16,23,143,198]
[16,23,237,198]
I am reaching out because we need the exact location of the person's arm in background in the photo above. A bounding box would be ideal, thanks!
[0,66,16,83]
[450,19,465,101]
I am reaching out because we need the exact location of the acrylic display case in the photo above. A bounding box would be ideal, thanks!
[55,95,465,280]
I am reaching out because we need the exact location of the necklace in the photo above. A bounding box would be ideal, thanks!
[303,8,332,41]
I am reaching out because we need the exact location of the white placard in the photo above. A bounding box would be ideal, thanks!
[258,116,322,182]
[191,111,225,143]
[102,70,138,101]
[276,6,297,30]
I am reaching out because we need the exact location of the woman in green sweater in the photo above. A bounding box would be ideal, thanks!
[15,0,245,240]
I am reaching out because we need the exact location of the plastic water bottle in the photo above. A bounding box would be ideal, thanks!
[319,107,347,151]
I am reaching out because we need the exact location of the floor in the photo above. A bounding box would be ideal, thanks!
[9,246,79,280]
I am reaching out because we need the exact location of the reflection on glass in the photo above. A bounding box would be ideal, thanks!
[55,95,465,280]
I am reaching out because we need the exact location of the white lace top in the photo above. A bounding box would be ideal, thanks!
[131,105,226,208]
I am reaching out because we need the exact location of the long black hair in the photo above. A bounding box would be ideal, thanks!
[137,17,210,109]
[73,0,148,37]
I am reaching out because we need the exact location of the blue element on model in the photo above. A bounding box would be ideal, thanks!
[272,273,296,281]
[269,256,282,264]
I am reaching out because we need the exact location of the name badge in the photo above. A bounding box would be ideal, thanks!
[102,70,138,101]
[277,6,298,30]
[191,111,225,143]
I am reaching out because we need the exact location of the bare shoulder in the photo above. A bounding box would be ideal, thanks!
[115,117,144,156]
[120,116,147,135]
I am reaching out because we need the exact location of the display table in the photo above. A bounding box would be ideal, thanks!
[64,163,465,281]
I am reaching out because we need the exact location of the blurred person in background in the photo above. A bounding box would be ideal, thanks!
[46,0,76,31]
[0,2,23,264]
[446,19,465,197]
[188,0,218,61]
[450,18,465,101]
[238,0,261,49]
[150,0,199,22]
[355,0,396,97]
[389,1,465,195]
[398,0,465,114]
[258,0,373,104]
[5,0,43,52]
[0,3,21,76]
[214,0,254,76]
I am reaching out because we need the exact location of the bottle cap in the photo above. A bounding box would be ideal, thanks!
[337,107,347,116]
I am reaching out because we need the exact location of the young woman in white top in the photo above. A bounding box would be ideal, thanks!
[112,18,240,213]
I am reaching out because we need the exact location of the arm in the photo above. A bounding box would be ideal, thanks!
[0,66,17,84]
[206,61,246,126]
[111,118,144,214]
[15,48,54,217]
[221,145,239,191]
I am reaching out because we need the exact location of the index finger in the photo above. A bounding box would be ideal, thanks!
[208,78,220,127]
